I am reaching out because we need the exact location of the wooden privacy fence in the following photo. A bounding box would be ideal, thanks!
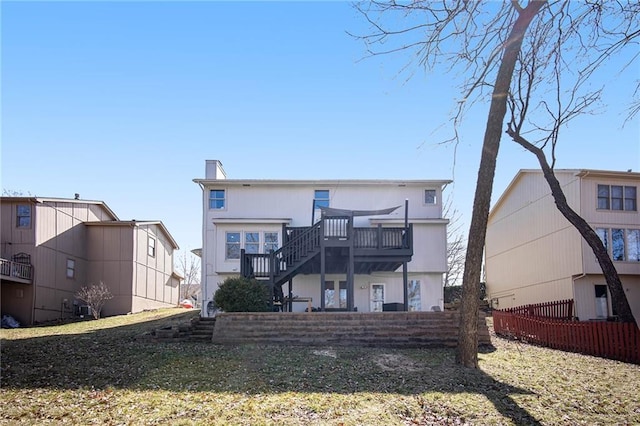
[500,299,574,319]
[493,308,640,364]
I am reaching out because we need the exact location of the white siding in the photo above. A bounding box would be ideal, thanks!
[198,170,449,315]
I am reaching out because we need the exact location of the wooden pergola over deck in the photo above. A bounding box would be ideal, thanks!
[241,202,414,311]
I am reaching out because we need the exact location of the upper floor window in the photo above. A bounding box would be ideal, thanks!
[598,185,636,211]
[209,189,226,209]
[17,205,31,228]
[148,236,156,257]
[66,259,75,279]
[597,227,640,262]
[314,190,330,208]
[425,189,437,205]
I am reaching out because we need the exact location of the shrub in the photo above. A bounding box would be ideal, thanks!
[213,276,270,312]
[75,281,113,319]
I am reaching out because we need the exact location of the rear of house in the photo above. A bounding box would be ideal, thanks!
[195,160,451,316]
[1,197,181,325]
[485,169,640,321]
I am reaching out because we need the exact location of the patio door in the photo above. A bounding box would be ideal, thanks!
[370,283,385,312]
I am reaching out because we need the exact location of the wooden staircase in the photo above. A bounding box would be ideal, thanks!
[210,311,491,348]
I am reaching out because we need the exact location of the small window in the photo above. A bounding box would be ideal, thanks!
[17,205,31,228]
[245,232,259,254]
[209,189,226,209]
[66,259,75,279]
[314,190,330,208]
[425,189,437,204]
[226,232,240,259]
[264,232,278,253]
[148,236,156,257]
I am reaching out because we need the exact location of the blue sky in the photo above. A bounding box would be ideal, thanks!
[2,1,639,257]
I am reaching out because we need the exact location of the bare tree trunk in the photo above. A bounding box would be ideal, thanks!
[508,129,637,325]
[457,1,545,368]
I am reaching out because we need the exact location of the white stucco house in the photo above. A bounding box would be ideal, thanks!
[194,160,452,316]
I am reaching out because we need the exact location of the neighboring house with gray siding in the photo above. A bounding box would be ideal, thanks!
[485,169,640,321]
[1,197,181,325]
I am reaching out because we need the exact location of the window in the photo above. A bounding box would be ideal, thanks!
[314,190,330,208]
[66,259,75,279]
[325,281,335,308]
[226,232,241,259]
[226,231,279,259]
[597,227,640,262]
[597,184,636,211]
[612,229,625,261]
[338,281,347,309]
[595,285,608,319]
[264,232,278,253]
[625,186,637,211]
[626,229,640,262]
[425,189,437,204]
[596,228,609,252]
[209,189,226,209]
[17,205,31,228]
[148,236,156,257]
[408,279,421,311]
[245,232,259,254]
[324,280,346,309]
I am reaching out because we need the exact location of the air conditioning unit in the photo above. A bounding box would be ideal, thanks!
[78,305,92,317]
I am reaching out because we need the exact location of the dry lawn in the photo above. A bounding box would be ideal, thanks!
[1,308,639,425]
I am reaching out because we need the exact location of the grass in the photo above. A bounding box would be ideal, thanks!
[1,308,639,425]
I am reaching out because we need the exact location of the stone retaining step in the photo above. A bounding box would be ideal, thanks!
[211,311,491,348]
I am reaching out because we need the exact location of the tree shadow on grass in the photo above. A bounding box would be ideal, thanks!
[1,314,540,425]
[0,312,539,425]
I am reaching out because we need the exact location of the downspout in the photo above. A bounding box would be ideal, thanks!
[572,272,586,319]
[197,181,208,317]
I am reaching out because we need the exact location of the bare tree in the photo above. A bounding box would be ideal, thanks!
[353,0,638,366]
[177,250,201,303]
[502,2,640,324]
[75,281,113,320]
[354,0,545,368]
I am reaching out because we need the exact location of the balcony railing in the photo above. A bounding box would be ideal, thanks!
[0,258,34,282]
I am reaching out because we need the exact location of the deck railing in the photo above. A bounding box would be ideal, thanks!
[0,258,34,282]
[353,227,409,249]
[241,219,412,281]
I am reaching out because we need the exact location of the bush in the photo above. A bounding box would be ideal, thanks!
[75,281,113,319]
[213,276,270,312]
